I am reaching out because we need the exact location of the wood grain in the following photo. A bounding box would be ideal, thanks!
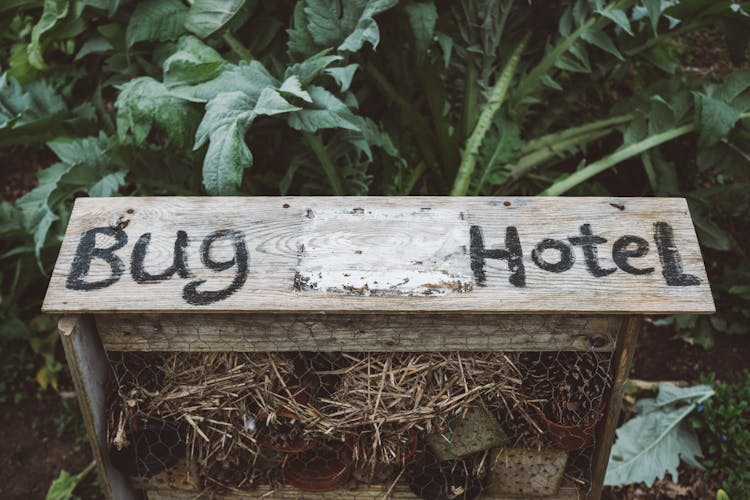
[144,480,583,499]
[58,315,139,500]
[95,313,620,352]
[43,197,714,314]
[590,316,643,500]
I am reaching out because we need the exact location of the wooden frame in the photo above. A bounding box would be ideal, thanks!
[47,197,712,500]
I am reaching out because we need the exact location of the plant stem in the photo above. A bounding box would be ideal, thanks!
[541,124,695,196]
[462,63,479,142]
[541,111,750,196]
[641,151,658,192]
[519,114,633,156]
[302,132,344,196]
[451,34,529,196]
[498,128,612,191]
[403,161,426,195]
[223,32,254,61]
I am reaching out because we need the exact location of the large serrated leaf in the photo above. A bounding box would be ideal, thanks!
[163,36,228,88]
[126,0,187,47]
[195,91,256,195]
[694,93,741,148]
[287,0,399,58]
[287,86,360,132]
[184,0,246,38]
[116,77,199,149]
[167,60,277,103]
[15,162,71,266]
[605,384,713,487]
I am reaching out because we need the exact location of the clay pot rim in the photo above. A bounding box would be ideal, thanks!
[531,398,607,430]
[283,445,352,492]
[254,411,314,453]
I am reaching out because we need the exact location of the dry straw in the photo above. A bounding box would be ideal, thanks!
[107,351,528,490]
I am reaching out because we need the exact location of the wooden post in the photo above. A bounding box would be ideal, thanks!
[59,315,140,500]
[589,316,643,500]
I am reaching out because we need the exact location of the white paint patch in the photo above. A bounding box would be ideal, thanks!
[295,207,473,296]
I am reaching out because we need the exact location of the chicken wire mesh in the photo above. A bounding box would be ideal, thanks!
[104,346,613,499]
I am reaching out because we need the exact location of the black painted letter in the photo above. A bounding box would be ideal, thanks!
[612,235,654,275]
[654,222,701,286]
[131,231,189,283]
[568,224,616,277]
[532,239,575,273]
[470,225,525,287]
[182,229,249,305]
[66,227,127,290]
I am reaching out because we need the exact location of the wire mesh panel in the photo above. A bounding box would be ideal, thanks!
[105,349,613,498]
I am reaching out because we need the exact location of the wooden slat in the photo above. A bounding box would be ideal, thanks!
[58,315,140,500]
[96,313,620,352]
[145,480,583,499]
[590,316,643,500]
[43,197,714,315]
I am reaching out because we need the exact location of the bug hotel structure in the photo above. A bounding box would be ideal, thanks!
[44,196,714,499]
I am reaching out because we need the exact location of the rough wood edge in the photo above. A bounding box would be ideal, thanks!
[59,314,140,500]
[143,480,583,499]
[94,314,620,352]
[589,316,643,500]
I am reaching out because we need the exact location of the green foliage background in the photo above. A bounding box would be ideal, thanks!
[1,0,750,388]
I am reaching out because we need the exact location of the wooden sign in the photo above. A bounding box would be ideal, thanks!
[42,197,714,314]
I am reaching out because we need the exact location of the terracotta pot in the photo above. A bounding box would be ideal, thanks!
[533,399,607,451]
[283,444,352,492]
[256,412,314,453]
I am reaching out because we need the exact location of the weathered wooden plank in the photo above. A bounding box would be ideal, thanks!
[144,481,583,499]
[43,197,714,314]
[590,316,643,500]
[58,315,140,500]
[96,313,619,352]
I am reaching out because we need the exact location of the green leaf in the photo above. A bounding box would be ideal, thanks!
[287,0,399,58]
[323,64,358,92]
[126,0,188,48]
[581,29,623,60]
[116,77,199,149]
[404,0,437,62]
[605,384,713,487]
[196,91,256,195]
[184,0,246,38]
[287,86,360,133]
[167,60,277,103]
[643,0,663,33]
[46,470,79,500]
[0,73,67,146]
[729,285,750,300]
[597,8,633,36]
[28,0,84,69]
[253,88,302,116]
[284,52,342,85]
[694,93,741,148]
[88,170,127,197]
[689,205,733,251]
[276,75,311,103]
[75,36,113,60]
[712,69,750,105]
[434,31,452,67]
[46,461,95,500]
[163,35,228,89]
[15,163,71,266]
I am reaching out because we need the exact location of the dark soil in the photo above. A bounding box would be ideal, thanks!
[0,391,102,500]
[633,321,749,384]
